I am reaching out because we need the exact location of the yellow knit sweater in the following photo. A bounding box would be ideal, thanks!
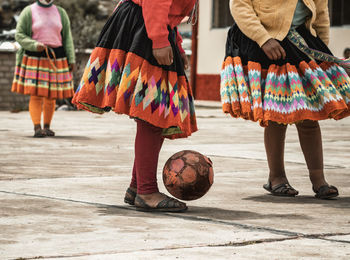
[230,0,330,47]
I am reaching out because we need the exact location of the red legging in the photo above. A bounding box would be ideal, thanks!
[130,120,164,195]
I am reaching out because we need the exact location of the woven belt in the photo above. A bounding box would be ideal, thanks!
[287,28,350,74]
[44,46,57,72]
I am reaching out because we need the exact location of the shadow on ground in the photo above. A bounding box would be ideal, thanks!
[243,195,350,209]
[24,135,91,140]
[97,204,310,221]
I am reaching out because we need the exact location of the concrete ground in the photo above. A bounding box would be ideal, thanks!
[0,101,349,259]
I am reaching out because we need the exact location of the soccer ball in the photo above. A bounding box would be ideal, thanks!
[162,150,214,201]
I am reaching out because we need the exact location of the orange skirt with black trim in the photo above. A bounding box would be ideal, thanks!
[12,47,74,99]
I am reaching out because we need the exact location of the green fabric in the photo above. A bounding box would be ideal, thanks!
[15,6,37,65]
[79,102,105,114]
[292,0,311,28]
[15,4,75,65]
[36,0,53,8]
[162,127,183,136]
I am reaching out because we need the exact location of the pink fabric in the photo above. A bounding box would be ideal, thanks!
[31,3,62,48]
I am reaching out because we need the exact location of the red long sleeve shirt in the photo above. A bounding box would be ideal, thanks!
[131,0,196,50]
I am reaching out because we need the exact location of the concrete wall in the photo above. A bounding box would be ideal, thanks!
[0,50,91,111]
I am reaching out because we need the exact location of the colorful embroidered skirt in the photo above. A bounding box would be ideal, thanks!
[11,46,74,99]
[221,24,350,126]
[72,0,197,139]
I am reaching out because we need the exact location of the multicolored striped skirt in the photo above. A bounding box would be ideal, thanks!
[11,46,74,99]
[221,24,350,126]
[72,0,197,139]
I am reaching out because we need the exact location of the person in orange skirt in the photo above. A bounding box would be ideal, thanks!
[72,0,198,212]
[12,0,75,137]
[221,0,350,199]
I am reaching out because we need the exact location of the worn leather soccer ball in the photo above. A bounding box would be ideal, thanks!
[162,150,214,201]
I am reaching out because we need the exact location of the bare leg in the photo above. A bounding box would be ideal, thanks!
[264,121,288,186]
[264,121,298,196]
[296,120,336,191]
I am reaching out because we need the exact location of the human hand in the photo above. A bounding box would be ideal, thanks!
[69,63,76,72]
[37,42,46,52]
[261,39,286,61]
[181,52,189,70]
[153,46,174,66]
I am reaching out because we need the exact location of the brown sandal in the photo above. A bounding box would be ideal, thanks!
[263,182,299,197]
[135,194,187,213]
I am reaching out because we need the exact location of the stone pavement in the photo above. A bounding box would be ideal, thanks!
[0,102,350,259]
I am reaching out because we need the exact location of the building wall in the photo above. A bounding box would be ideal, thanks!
[329,27,350,57]
[195,1,229,100]
[195,1,350,100]
[197,1,227,76]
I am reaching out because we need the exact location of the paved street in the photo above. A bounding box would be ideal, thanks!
[0,102,349,259]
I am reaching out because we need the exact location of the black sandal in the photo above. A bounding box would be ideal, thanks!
[135,194,187,213]
[34,129,46,138]
[124,187,136,205]
[313,185,339,199]
[263,182,299,197]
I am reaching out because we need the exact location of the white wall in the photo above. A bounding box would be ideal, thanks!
[329,27,350,58]
[197,0,228,75]
[197,2,350,75]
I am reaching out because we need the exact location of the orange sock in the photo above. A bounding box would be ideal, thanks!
[29,96,43,125]
[43,98,56,126]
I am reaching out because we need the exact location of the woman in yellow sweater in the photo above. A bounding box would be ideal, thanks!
[221,0,350,199]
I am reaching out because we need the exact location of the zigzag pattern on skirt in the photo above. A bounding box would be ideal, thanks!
[72,47,197,139]
[221,56,350,126]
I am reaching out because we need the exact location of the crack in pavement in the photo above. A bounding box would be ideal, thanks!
[2,190,350,241]
[2,190,350,259]
[0,190,301,237]
[8,234,350,260]
[309,237,350,244]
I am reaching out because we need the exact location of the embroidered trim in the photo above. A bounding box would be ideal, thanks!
[287,28,350,74]
[187,0,199,25]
